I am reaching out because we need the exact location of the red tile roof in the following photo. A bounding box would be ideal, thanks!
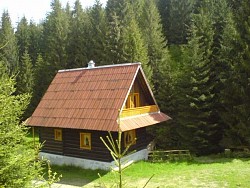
[27,63,170,131]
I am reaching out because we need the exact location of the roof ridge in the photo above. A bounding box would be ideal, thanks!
[58,62,141,73]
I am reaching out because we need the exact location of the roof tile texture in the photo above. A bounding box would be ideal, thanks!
[27,63,169,131]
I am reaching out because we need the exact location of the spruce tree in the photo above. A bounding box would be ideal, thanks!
[106,0,127,22]
[220,0,250,146]
[67,0,88,68]
[237,0,250,141]
[31,54,54,111]
[16,49,34,95]
[157,0,170,42]
[106,0,128,64]
[16,17,30,61]
[106,0,149,75]
[28,21,43,65]
[140,0,171,96]
[0,62,41,187]
[138,0,178,148]
[121,4,149,73]
[0,11,19,74]
[108,14,124,64]
[157,0,195,45]
[177,0,233,154]
[43,0,70,70]
[88,0,108,65]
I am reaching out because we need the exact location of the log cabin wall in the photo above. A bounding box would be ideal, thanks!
[39,127,115,162]
[124,127,150,151]
[63,129,114,162]
[39,127,149,162]
[39,127,63,155]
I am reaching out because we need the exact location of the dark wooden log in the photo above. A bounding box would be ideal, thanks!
[38,127,149,162]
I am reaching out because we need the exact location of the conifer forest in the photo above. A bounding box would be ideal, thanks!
[1,0,250,157]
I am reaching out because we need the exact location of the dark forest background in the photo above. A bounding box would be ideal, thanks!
[1,0,250,155]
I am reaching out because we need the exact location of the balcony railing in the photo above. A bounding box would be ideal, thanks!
[121,105,159,118]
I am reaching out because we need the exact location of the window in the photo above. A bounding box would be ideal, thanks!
[54,129,62,141]
[124,130,136,147]
[80,133,91,150]
[126,93,140,108]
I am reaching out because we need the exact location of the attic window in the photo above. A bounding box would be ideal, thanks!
[54,129,62,141]
[126,93,140,108]
[124,130,136,147]
[80,133,91,150]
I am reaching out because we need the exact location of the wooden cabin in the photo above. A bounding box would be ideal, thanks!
[26,62,170,170]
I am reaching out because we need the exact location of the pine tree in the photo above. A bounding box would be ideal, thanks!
[0,11,19,74]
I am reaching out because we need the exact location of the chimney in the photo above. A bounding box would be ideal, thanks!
[88,60,95,68]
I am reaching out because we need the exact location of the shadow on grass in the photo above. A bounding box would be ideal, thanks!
[46,165,108,187]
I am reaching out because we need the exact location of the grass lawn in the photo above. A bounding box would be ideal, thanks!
[50,157,250,188]
[26,132,250,187]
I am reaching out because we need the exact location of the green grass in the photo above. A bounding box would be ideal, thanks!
[26,134,250,187]
[51,157,250,187]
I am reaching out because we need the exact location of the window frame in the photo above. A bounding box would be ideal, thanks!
[80,133,91,150]
[54,129,62,141]
[124,130,136,147]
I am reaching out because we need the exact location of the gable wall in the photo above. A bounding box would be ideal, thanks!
[134,79,148,106]
[124,72,155,109]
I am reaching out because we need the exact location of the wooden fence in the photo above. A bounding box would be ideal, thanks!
[148,150,192,162]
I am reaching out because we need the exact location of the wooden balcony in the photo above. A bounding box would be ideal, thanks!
[121,105,159,118]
